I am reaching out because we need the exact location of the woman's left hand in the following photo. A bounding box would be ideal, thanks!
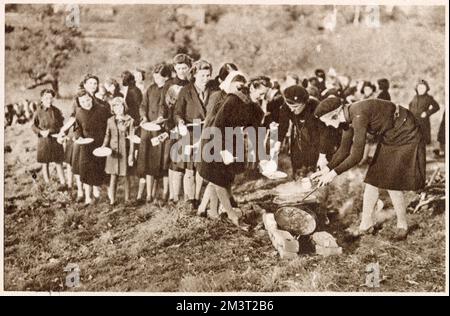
[317,169,337,187]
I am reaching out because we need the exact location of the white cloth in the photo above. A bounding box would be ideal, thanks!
[219,71,247,94]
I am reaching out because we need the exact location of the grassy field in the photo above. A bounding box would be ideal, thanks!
[3,5,447,292]
[3,115,446,292]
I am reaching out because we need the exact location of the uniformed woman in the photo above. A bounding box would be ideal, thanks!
[311,98,426,240]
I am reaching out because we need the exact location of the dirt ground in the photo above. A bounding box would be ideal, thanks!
[3,111,446,292]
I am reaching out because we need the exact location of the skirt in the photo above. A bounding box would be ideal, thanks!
[136,129,164,178]
[78,142,106,186]
[37,137,64,163]
[365,108,426,191]
[416,117,432,145]
[198,160,237,188]
[197,135,245,188]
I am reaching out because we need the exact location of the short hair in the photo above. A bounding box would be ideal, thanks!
[76,88,91,99]
[173,53,193,67]
[40,89,56,97]
[153,63,173,78]
[231,74,247,84]
[121,71,135,86]
[360,81,376,94]
[81,74,100,94]
[82,74,99,85]
[111,96,124,107]
[111,96,128,113]
[190,60,213,76]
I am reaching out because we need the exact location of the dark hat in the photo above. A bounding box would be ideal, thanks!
[314,96,342,118]
[283,85,309,105]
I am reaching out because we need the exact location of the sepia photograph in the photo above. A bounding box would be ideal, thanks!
[1,0,448,296]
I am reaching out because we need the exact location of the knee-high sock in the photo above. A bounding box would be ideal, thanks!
[387,190,408,230]
[360,183,379,230]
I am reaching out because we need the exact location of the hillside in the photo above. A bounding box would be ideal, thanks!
[3,4,447,292]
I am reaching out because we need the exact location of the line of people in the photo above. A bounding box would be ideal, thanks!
[31,53,443,235]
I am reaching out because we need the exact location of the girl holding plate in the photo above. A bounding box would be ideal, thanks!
[160,54,192,205]
[102,97,135,206]
[64,74,106,202]
[174,60,213,210]
[31,89,66,187]
[73,90,111,205]
[136,63,172,204]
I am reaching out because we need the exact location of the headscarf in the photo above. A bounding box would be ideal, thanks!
[219,71,248,94]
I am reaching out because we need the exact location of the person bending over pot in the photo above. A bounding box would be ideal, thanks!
[311,98,426,241]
